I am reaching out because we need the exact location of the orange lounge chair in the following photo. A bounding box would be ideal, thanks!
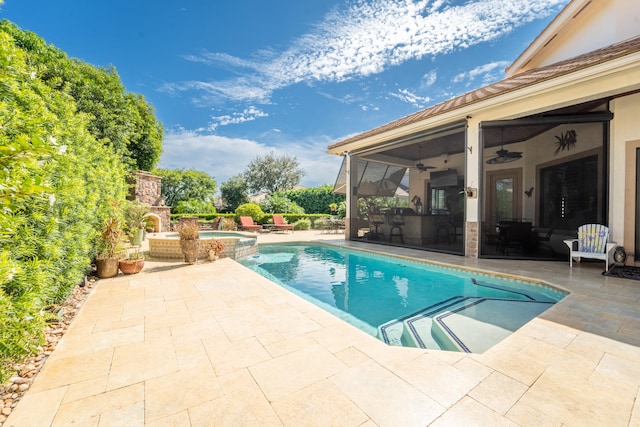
[239,216,262,232]
[272,214,294,233]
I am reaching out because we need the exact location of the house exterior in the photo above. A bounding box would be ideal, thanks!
[328,0,640,263]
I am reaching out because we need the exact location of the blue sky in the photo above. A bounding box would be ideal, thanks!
[1,0,569,188]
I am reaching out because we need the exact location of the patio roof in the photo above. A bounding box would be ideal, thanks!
[328,35,640,152]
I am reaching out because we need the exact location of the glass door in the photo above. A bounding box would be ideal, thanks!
[486,169,522,228]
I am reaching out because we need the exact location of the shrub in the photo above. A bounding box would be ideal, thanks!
[174,198,216,215]
[293,218,311,230]
[259,194,305,214]
[220,217,237,231]
[235,203,264,222]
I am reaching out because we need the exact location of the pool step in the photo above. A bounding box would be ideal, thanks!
[378,292,556,353]
[377,296,469,348]
[430,299,555,352]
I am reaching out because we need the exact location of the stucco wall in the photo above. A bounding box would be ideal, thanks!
[613,93,640,254]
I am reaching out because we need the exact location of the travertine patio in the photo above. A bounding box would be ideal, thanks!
[6,230,640,426]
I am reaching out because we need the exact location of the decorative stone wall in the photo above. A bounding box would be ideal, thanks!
[128,171,164,206]
[465,221,479,258]
[149,207,171,232]
[128,171,171,232]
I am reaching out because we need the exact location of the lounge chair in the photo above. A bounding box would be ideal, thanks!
[563,224,616,271]
[272,214,294,233]
[239,216,262,232]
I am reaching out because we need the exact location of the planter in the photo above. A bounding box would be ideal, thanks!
[207,250,219,262]
[119,259,145,275]
[180,239,200,264]
[96,258,120,278]
[130,229,144,246]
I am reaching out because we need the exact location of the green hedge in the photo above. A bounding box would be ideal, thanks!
[0,27,128,382]
[170,213,333,229]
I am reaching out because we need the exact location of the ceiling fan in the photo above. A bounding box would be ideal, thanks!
[415,162,436,171]
[485,147,522,164]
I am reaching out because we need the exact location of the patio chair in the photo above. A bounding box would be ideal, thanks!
[563,224,616,271]
[272,214,294,233]
[320,216,333,234]
[239,216,262,232]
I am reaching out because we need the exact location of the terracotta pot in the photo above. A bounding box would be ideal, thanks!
[180,239,200,264]
[119,259,144,274]
[96,258,119,278]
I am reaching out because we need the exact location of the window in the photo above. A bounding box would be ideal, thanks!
[431,188,448,214]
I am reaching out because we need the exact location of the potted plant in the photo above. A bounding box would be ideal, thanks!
[119,247,145,274]
[206,239,226,261]
[122,200,150,246]
[95,216,124,278]
[178,221,200,264]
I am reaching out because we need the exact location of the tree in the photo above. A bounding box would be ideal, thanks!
[243,151,304,195]
[125,93,164,171]
[152,168,217,211]
[219,174,249,213]
[1,20,164,171]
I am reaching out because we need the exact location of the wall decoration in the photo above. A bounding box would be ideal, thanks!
[525,187,534,197]
[554,130,577,155]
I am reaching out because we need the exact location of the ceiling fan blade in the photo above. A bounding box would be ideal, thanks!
[415,162,436,171]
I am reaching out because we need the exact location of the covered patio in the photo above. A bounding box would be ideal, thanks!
[329,33,640,263]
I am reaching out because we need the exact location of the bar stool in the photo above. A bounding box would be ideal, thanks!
[369,214,385,240]
[387,212,404,243]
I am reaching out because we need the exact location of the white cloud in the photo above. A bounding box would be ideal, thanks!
[421,70,438,88]
[452,60,511,86]
[164,0,567,106]
[209,106,268,131]
[158,130,343,189]
[389,88,431,108]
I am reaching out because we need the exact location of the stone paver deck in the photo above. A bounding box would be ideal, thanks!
[6,230,640,426]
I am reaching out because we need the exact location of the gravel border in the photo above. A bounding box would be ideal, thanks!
[0,277,96,426]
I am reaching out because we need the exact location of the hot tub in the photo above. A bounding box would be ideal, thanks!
[147,231,258,260]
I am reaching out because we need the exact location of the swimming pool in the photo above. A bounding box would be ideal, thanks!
[239,243,567,353]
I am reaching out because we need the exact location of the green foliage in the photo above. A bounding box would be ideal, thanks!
[152,168,217,211]
[174,199,217,215]
[293,218,311,231]
[0,20,164,171]
[95,216,124,259]
[125,93,164,171]
[278,185,345,214]
[243,151,304,194]
[219,174,249,213]
[334,201,347,219]
[121,199,150,242]
[259,194,305,214]
[235,203,264,222]
[0,22,129,381]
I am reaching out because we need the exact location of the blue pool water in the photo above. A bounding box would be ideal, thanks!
[239,243,566,352]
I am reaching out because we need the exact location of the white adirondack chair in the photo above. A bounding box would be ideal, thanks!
[563,224,616,271]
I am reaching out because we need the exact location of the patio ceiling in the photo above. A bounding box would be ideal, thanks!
[352,98,612,169]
